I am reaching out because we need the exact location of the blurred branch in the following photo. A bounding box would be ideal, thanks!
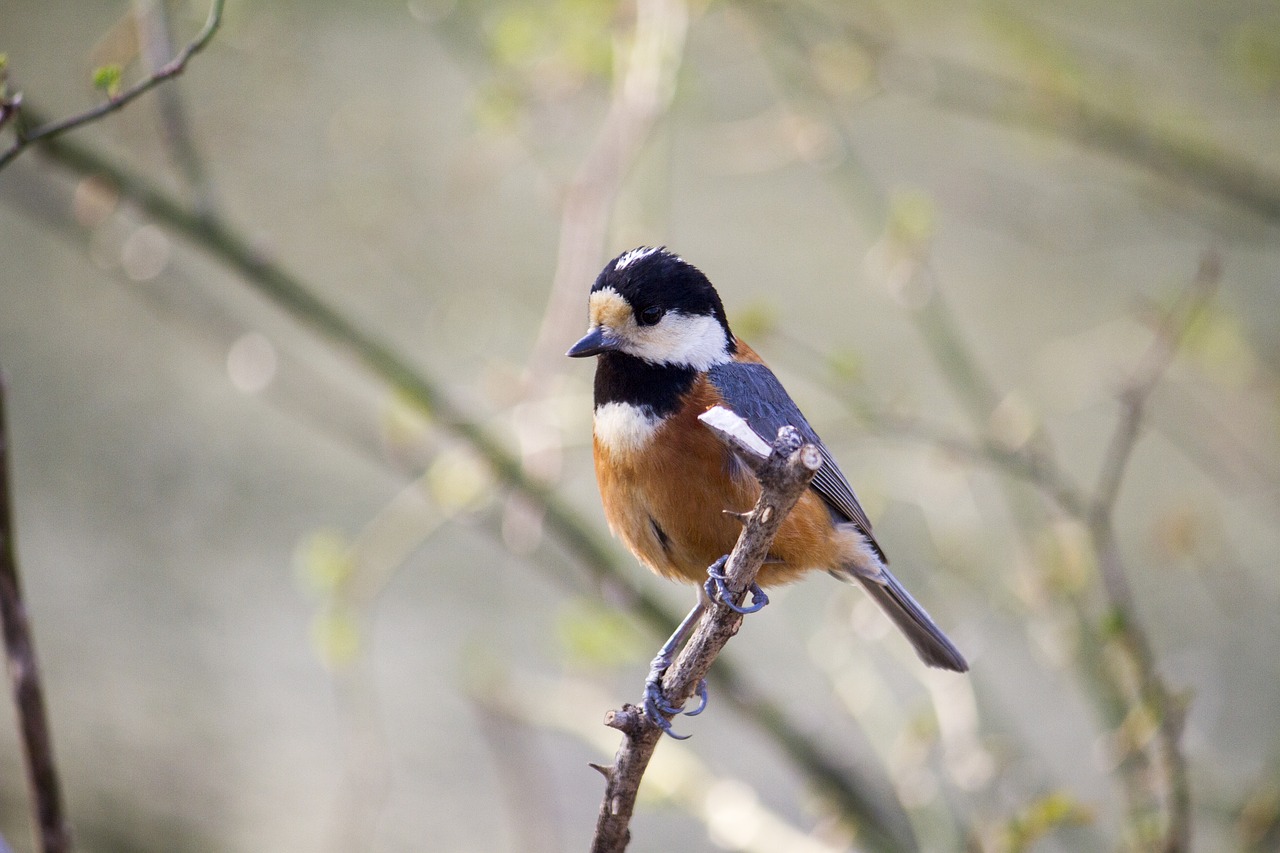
[1149,394,1280,520]
[923,51,1280,222]
[591,415,821,853]
[0,0,224,173]
[744,1,1069,541]
[850,405,1089,518]
[741,0,1280,222]
[0,372,73,853]
[530,0,690,374]
[1092,253,1223,517]
[478,672,853,853]
[23,129,916,851]
[472,700,565,853]
[747,8,1213,843]
[870,255,1215,853]
[31,117,624,585]
[133,0,217,209]
[312,481,449,853]
[1081,253,1221,853]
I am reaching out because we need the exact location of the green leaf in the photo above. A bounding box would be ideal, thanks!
[92,63,123,98]
[1181,302,1258,389]
[1229,22,1280,94]
[1002,790,1094,851]
[826,348,863,382]
[295,528,355,594]
[732,300,778,341]
[1099,606,1128,639]
[427,446,493,514]
[886,187,936,249]
[310,608,362,669]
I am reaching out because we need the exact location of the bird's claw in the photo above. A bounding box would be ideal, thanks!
[704,556,769,614]
[643,665,709,739]
[639,556,762,738]
[685,678,709,716]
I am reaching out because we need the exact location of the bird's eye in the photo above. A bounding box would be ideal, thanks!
[638,306,664,326]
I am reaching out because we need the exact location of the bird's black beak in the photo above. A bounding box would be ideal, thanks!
[566,327,618,358]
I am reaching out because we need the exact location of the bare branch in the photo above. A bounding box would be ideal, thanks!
[590,410,821,853]
[0,371,73,853]
[0,0,225,172]
[1083,251,1221,853]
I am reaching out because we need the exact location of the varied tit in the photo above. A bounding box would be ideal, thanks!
[567,247,967,732]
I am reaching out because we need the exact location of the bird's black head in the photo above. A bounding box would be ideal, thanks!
[565,247,736,369]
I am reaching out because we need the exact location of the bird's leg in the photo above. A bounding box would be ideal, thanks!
[704,555,769,614]
[643,600,709,739]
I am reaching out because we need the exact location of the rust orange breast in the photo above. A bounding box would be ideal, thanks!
[593,374,843,587]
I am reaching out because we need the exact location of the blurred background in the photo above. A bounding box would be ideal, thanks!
[1,0,1278,850]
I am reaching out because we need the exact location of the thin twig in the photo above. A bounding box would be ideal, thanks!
[590,411,821,853]
[0,0,225,172]
[0,371,73,853]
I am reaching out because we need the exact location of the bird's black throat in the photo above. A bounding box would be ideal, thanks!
[593,352,696,418]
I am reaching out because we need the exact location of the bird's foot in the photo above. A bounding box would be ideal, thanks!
[643,654,709,739]
[704,556,769,614]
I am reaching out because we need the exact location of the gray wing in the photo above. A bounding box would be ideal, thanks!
[708,361,883,557]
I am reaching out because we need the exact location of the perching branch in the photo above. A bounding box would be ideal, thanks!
[0,0,225,172]
[590,409,821,853]
[0,371,73,853]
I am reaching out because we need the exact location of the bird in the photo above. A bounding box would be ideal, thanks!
[567,246,967,734]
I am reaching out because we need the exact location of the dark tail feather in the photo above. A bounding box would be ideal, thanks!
[854,570,969,672]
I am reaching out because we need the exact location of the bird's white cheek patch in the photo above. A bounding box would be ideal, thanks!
[594,402,662,453]
[631,313,732,371]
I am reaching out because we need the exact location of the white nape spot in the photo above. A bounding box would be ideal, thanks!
[614,246,660,270]
[630,312,732,371]
[593,402,662,453]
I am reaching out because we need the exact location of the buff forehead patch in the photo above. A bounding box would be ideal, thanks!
[588,287,634,329]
